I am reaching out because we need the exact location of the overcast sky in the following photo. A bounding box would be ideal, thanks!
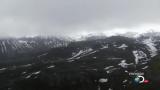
[0,0,160,38]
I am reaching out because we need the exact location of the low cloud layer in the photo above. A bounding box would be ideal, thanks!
[0,0,160,37]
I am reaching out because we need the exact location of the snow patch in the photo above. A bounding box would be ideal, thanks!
[0,68,7,71]
[37,53,48,58]
[100,44,108,49]
[99,78,108,83]
[132,50,147,64]
[25,71,41,79]
[18,40,32,48]
[106,68,118,74]
[141,62,148,65]
[123,79,128,83]
[20,64,32,67]
[117,44,128,50]
[142,66,148,69]
[118,60,133,68]
[22,72,27,74]
[18,40,27,44]
[93,57,97,59]
[108,88,113,90]
[67,60,75,62]
[33,71,41,75]
[125,70,128,73]
[68,48,97,60]
[47,65,55,68]
[107,57,122,60]
[104,66,114,70]
[1,41,7,53]
[143,38,157,57]
[70,50,84,59]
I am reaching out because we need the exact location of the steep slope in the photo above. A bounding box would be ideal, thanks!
[41,36,150,66]
[0,37,70,62]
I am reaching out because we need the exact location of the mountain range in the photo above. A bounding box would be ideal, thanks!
[0,32,160,90]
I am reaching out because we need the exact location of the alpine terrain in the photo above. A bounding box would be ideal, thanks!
[0,32,160,90]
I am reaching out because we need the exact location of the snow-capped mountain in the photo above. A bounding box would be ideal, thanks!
[0,36,70,61]
[40,35,152,65]
[0,32,160,90]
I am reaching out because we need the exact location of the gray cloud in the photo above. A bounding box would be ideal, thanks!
[0,0,160,37]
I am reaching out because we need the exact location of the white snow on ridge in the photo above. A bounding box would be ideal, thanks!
[104,66,114,70]
[25,74,32,79]
[22,72,27,74]
[142,66,148,69]
[100,44,108,49]
[18,40,28,44]
[68,48,97,60]
[25,71,41,79]
[99,78,108,83]
[117,44,128,50]
[108,88,113,90]
[132,50,147,64]
[1,41,7,53]
[106,68,118,74]
[123,79,128,83]
[141,62,148,65]
[93,57,97,59]
[0,68,7,71]
[143,38,157,57]
[118,60,133,68]
[20,64,32,67]
[107,57,122,60]
[18,40,32,48]
[37,53,48,58]
[33,71,41,75]
[70,50,84,59]
[47,65,55,68]
[2,41,7,53]
[67,60,75,62]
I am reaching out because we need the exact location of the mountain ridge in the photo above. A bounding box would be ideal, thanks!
[0,32,160,90]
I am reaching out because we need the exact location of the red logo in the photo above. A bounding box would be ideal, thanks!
[143,80,149,84]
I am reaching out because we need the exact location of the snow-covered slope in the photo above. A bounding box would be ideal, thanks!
[142,38,157,57]
[0,37,70,61]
